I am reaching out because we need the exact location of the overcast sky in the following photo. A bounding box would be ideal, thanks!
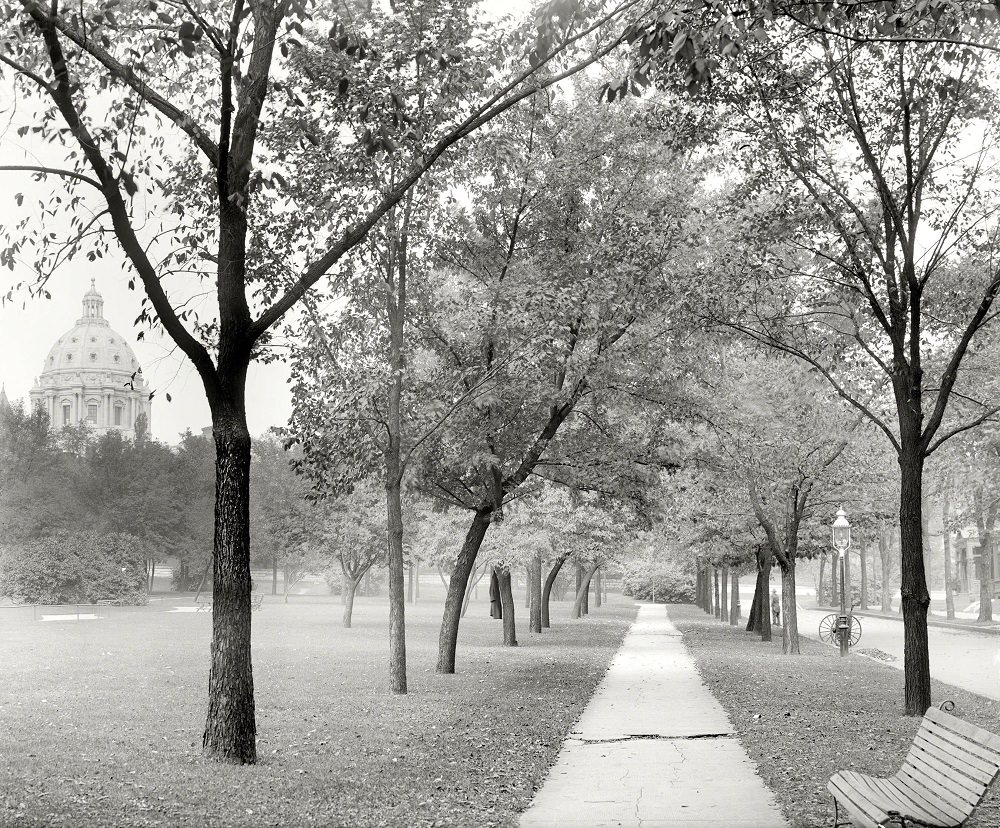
[0,0,530,443]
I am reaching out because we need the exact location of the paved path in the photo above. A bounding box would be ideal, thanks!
[519,604,787,827]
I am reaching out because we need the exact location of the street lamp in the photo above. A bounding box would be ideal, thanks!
[832,508,851,656]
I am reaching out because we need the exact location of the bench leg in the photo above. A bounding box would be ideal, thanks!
[832,796,853,828]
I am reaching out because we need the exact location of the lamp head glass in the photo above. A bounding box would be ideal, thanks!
[832,507,851,554]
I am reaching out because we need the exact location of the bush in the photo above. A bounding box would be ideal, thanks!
[622,557,695,603]
[0,531,148,605]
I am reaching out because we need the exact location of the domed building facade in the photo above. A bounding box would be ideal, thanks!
[29,280,152,438]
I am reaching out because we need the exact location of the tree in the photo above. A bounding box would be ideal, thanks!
[316,483,387,628]
[0,397,85,540]
[937,421,1000,621]
[694,31,1000,713]
[412,85,706,672]
[1,0,640,762]
[617,0,1000,94]
[83,430,197,582]
[695,350,862,653]
[250,434,312,595]
[281,0,503,695]
[169,430,216,591]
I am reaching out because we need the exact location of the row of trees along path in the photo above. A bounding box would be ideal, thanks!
[6,2,1000,771]
[0,0,649,763]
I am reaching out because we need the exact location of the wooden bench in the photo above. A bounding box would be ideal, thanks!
[828,703,1000,827]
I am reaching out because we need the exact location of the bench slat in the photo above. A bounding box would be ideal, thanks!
[923,719,1000,768]
[893,767,975,822]
[828,774,889,828]
[925,708,1000,756]
[911,731,998,785]
[856,772,954,826]
[836,770,949,826]
[904,747,990,800]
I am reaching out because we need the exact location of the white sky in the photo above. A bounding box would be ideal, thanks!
[0,0,529,444]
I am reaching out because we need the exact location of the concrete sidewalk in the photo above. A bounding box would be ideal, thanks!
[519,604,787,827]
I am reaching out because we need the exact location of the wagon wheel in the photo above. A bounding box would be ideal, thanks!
[848,616,862,647]
[818,614,838,644]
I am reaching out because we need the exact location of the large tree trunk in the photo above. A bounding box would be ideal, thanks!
[383,191,411,694]
[713,567,721,619]
[572,563,600,618]
[973,488,996,623]
[747,549,773,642]
[759,551,773,642]
[343,577,360,628]
[202,413,256,765]
[780,560,799,655]
[385,469,407,694]
[437,508,492,674]
[747,551,771,641]
[148,558,156,593]
[942,485,956,620]
[898,446,932,716]
[271,556,277,596]
[695,567,703,610]
[524,565,531,609]
[581,565,590,615]
[729,571,739,625]
[859,541,869,611]
[541,554,569,628]
[497,566,517,646]
[407,562,414,604]
[529,550,542,633]
[720,565,728,624]
[746,568,762,632]
[977,535,994,622]
[593,568,602,608]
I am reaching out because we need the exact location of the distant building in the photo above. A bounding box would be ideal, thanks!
[28,280,151,439]
[951,528,1000,600]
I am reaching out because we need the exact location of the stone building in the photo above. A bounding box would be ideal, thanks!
[29,280,152,438]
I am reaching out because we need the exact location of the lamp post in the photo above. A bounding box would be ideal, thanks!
[832,508,852,656]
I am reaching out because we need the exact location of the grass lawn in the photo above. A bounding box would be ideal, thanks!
[671,604,1000,828]
[0,592,635,827]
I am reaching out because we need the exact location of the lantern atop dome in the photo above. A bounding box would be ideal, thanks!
[79,278,105,323]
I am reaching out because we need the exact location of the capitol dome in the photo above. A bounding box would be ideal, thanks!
[30,280,152,438]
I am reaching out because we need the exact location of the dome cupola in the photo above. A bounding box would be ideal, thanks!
[80,278,106,324]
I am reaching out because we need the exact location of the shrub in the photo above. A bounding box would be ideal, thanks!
[0,531,147,605]
[622,557,695,603]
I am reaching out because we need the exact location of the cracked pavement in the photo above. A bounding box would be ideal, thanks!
[518,605,788,827]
